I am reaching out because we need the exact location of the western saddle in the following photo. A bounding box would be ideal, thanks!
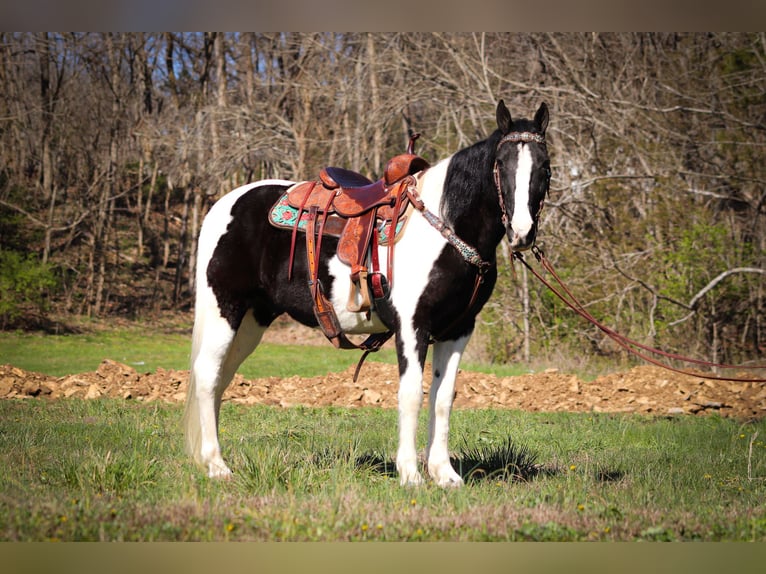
[280,142,430,354]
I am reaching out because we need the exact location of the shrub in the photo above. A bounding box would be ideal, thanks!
[0,249,57,327]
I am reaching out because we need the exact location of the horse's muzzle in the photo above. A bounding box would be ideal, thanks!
[508,229,536,252]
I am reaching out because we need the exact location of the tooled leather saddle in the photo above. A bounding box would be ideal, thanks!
[269,144,430,354]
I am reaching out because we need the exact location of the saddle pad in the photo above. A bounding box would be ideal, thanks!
[269,190,407,245]
[269,190,312,232]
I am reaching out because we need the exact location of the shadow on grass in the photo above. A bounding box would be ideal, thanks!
[4,312,84,334]
[354,437,566,484]
[594,468,625,482]
[265,438,625,487]
[452,437,545,483]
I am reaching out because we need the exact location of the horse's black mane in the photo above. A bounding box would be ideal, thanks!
[440,129,506,257]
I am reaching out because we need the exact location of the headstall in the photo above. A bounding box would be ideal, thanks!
[493,131,547,230]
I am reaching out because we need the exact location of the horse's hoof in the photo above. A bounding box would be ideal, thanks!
[400,475,424,487]
[207,462,233,480]
[430,463,464,488]
[436,475,464,488]
[398,470,424,487]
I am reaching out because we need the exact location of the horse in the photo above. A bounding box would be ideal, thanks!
[183,100,551,487]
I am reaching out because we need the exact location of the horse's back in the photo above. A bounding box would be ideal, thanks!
[200,179,293,256]
[202,180,292,232]
[196,180,299,325]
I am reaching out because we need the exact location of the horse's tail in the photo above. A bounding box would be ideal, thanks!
[182,299,206,466]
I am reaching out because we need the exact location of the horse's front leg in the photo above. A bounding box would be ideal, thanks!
[395,327,430,486]
[426,334,471,487]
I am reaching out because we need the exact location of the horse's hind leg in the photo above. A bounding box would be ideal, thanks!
[184,305,264,478]
[426,335,471,487]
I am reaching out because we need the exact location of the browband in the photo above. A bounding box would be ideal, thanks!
[498,131,546,147]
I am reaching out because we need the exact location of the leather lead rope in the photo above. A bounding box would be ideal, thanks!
[515,247,766,383]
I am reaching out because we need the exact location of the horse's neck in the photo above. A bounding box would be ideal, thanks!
[438,143,505,261]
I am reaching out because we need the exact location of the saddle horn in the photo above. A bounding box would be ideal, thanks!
[407,132,420,155]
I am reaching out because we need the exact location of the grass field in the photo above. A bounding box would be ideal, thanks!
[1,398,765,541]
[1,325,766,541]
[0,325,532,379]
[0,326,384,379]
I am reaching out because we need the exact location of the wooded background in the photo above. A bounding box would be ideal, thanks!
[1,32,764,367]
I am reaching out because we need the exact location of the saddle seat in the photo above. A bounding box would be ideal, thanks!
[278,152,430,350]
[319,166,373,189]
[323,153,430,188]
[287,153,430,218]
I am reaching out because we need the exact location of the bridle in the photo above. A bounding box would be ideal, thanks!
[400,130,549,342]
[490,132,765,383]
[493,131,548,237]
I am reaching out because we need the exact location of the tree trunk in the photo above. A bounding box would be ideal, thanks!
[136,153,144,259]
[521,264,531,363]
[174,186,191,304]
[91,32,122,316]
[367,33,382,172]
[37,32,54,202]
[211,32,226,197]
[165,33,180,110]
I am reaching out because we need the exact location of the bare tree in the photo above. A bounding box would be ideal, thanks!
[0,33,762,364]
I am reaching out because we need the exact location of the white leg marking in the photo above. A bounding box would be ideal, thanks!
[395,325,425,486]
[187,309,265,479]
[427,335,470,487]
[387,161,455,486]
[186,302,237,479]
[185,181,284,478]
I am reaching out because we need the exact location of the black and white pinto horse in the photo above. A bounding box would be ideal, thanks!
[184,100,550,487]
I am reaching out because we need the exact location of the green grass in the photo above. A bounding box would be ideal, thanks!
[0,328,397,378]
[0,329,193,376]
[0,327,531,379]
[1,398,765,541]
[2,323,765,541]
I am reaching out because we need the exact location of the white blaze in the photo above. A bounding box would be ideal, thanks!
[511,144,534,241]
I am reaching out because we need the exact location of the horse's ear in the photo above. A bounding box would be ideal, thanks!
[534,102,549,134]
[496,100,512,134]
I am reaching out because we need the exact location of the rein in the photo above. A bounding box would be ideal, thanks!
[514,246,766,383]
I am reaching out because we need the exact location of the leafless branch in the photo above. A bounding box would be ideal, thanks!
[688,268,766,310]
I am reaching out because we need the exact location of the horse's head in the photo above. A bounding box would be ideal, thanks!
[493,100,550,251]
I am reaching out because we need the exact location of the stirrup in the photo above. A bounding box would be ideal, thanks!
[346,270,371,313]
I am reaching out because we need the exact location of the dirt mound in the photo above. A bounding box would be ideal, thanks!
[2,359,765,419]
